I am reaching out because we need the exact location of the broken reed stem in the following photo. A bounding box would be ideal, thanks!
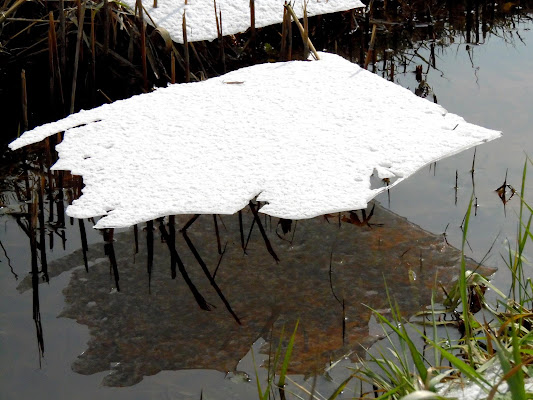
[250,0,256,45]
[70,0,86,115]
[171,53,176,83]
[219,10,225,71]
[189,42,207,79]
[288,7,292,61]
[90,9,96,103]
[280,5,288,60]
[214,1,225,72]
[284,4,320,60]
[0,0,26,24]
[364,24,377,69]
[48,18,55,107]
[48,10,68,115]
[182,11,190,82]
[59,0,66,72]
[103,0,110,55]
[21,69,28,132]
[137,0,148,91]
[303,1,309,59]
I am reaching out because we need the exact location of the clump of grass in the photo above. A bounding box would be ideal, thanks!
[356,156,533,400]
[252,321,300,400]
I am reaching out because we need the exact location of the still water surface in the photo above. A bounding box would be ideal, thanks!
[1,13,533,400]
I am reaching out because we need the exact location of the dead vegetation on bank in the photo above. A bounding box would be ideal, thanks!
[0,0,532,141]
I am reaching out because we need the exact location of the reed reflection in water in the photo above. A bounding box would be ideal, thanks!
[16,200,493,387]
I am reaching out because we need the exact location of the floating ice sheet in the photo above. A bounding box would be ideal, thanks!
[9,53,501,228]
[120,0,365,43]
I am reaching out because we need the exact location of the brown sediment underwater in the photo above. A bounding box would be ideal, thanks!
[18,202,495,386]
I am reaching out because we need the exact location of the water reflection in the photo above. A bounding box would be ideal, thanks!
[15,199,492,386]
[1,2,532,397]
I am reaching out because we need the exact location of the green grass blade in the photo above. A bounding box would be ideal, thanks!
[460,194,474,363]
[368,307,428,384]
[327,373,355,400]
[278,320,299,389]
[425,337,490,389]
[251,348,269,400]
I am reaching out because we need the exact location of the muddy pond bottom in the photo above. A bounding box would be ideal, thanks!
[13,202,494,387]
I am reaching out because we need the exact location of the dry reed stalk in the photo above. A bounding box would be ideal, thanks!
[47,11,66,112]
[214,0,225,71]
[153,0,157,8]
[280,5,288,60]
[4,20,37,44]
[364,24,377,69]
[171,52,176,83]
[250,0,256,44]
[90,9,96,102]
[284,4,320,60]
[182,11,190,82]
[0,0,26,24]
[70,0,86,115]
[59,0,66,72]
[303,1,309,59]
[287,7,292,61]
[189,42,207,78]
[21,69,28,132]
[136,0,148,91]
[48,15,55,105]
[103,0,110,55]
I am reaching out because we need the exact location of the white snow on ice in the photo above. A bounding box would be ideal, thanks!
[120,0,365,43]
[437,362,533,399]
[9,53,501,229]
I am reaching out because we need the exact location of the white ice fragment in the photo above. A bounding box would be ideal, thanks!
[9,53,501,228]
[119,0,365,44]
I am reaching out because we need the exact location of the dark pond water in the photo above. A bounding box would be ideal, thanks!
[1,8,533,400]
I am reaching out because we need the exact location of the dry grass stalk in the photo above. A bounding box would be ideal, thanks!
[182,11,190,82]
[250,0,256,44]
[136,0,148,91]
[59,0,66,71]
[284,3,320,60]
[364,24,377,69]
[21,69,28,132]
[90,9,96,102]
[280,5,289,60]
[0,0,26,24]
[213,0,225,71]
[103,0,110,54]
[303,1,309,59]
[70,0,86,115]
[171,52,176,83]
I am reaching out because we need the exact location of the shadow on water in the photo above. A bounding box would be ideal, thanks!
[9,148,494,386]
